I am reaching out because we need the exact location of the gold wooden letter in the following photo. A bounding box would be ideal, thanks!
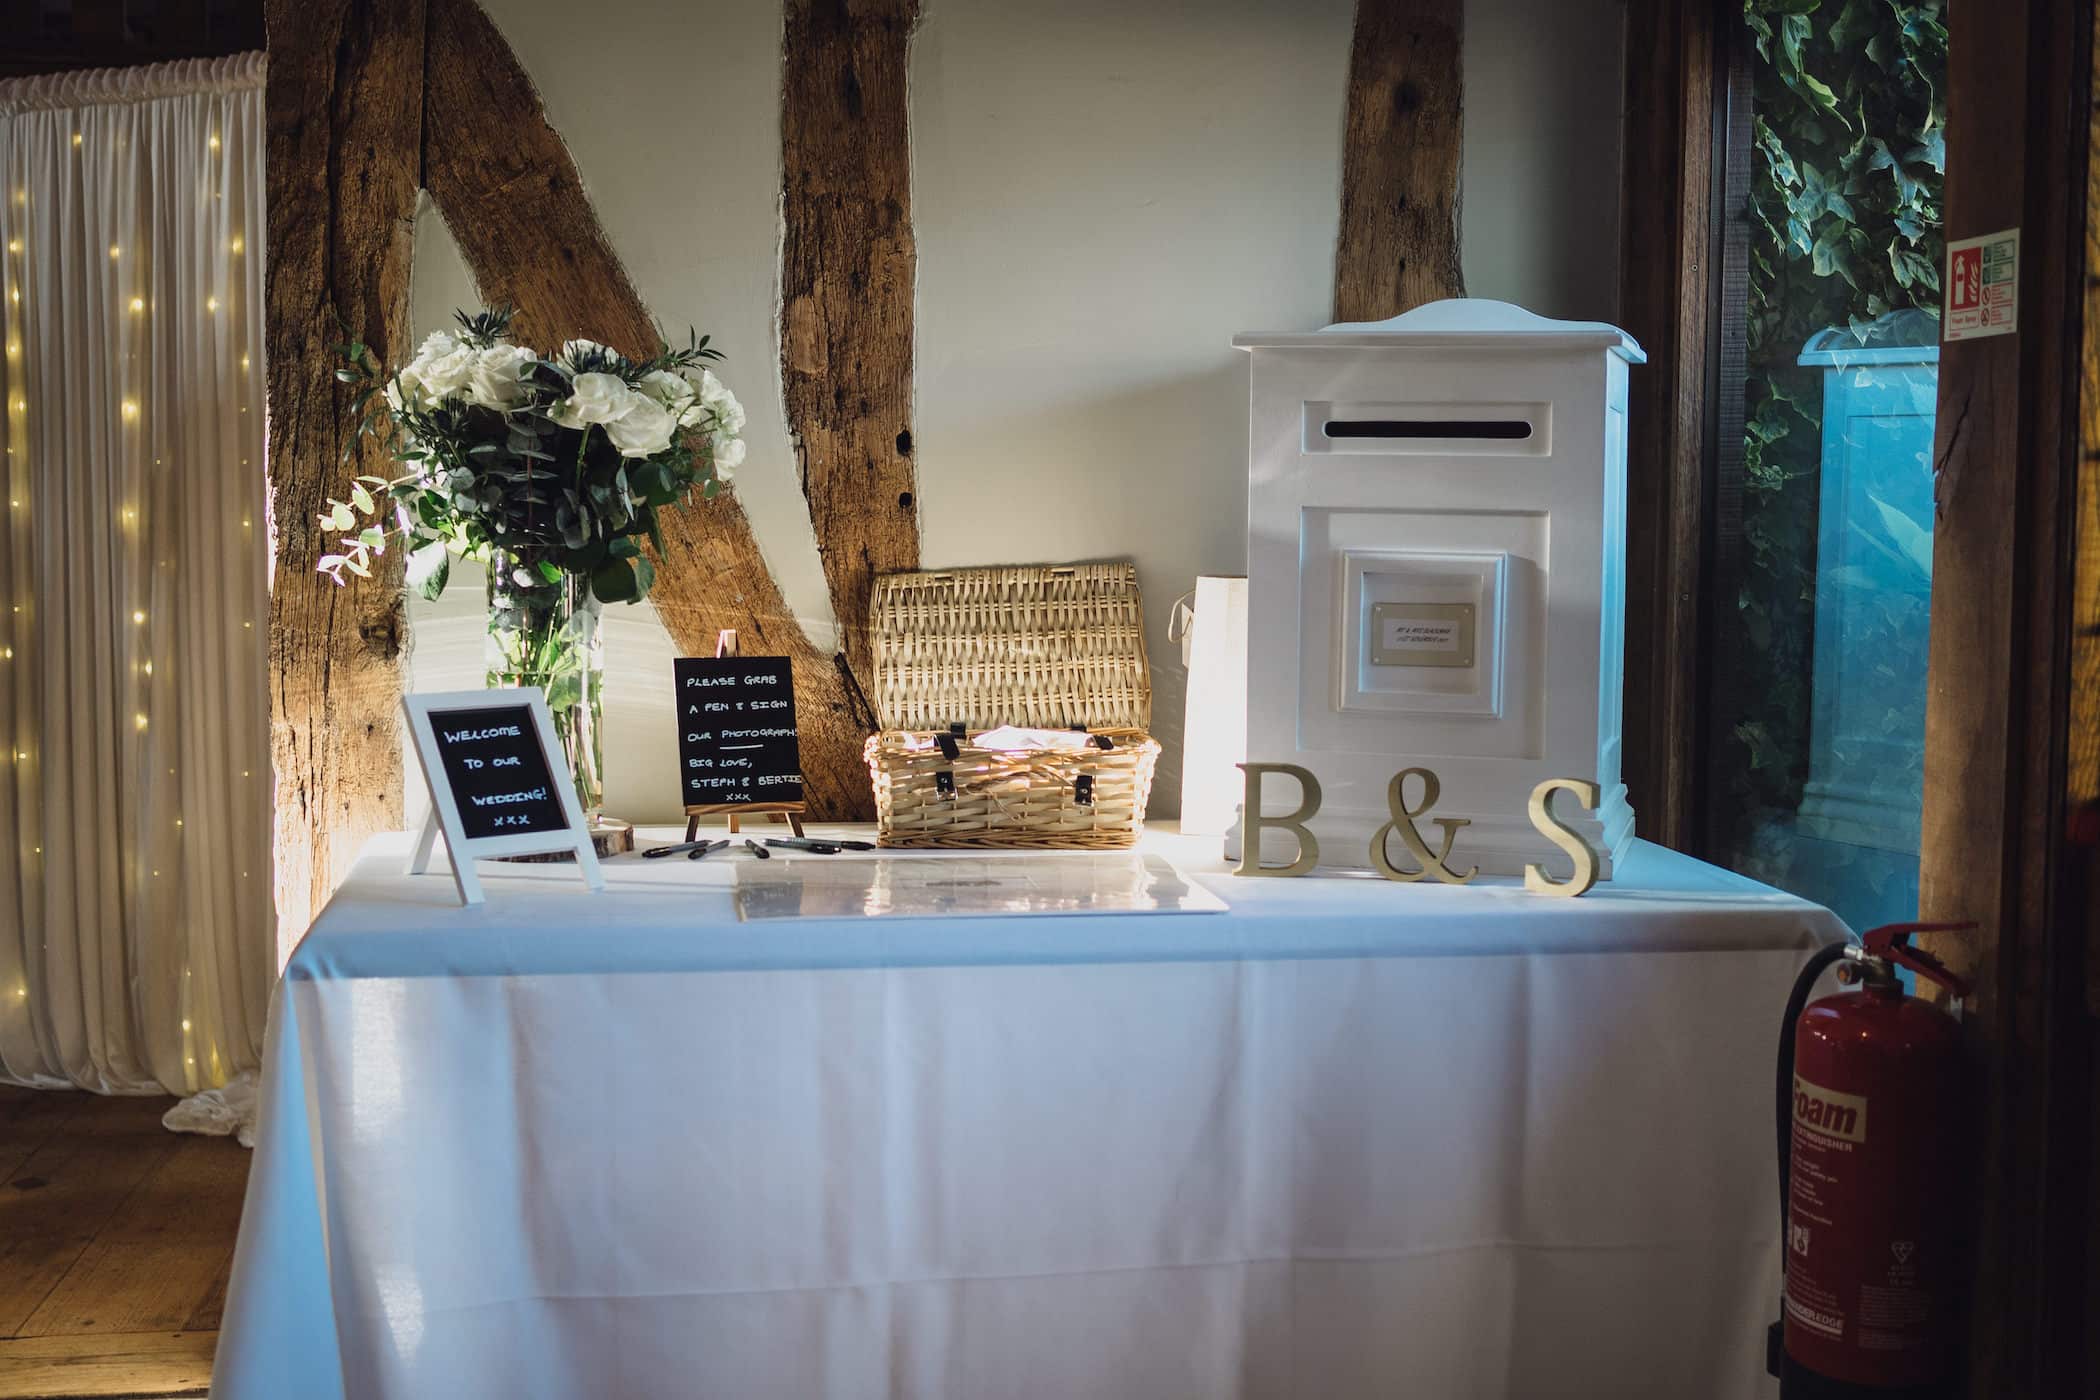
[1369,766,1477,884]
[1235,763,1322,877]
[1525,778,1602,897]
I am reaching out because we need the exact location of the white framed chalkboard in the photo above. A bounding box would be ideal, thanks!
[402,688,605,905]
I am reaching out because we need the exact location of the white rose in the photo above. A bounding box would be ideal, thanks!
[414,330,459,363]
[710,432,746,480]
[603,394,677,458]
[551,371,635,429]
[681,367,747,436]
[465,344,536,411]
[636,369,697,416]
[417,341,477,401]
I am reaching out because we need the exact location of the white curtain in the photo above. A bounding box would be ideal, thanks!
[0,55,272,1096]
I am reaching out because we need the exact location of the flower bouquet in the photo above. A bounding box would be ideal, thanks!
[318,307,746,821]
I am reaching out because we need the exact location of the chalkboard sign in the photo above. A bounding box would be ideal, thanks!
[402,688,604,905]
[431,702,569,840]
[674,656,804,809]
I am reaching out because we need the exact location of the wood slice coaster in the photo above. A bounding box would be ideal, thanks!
[494,818,635,863]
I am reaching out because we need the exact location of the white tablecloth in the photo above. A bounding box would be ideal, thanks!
[215,830,1843,1400]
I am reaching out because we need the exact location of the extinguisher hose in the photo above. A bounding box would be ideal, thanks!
[1776,941,1850,1221]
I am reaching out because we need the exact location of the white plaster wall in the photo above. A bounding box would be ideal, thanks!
[406,0,1626,825]
[1462,0,1626,320]
[910,0,1355,806]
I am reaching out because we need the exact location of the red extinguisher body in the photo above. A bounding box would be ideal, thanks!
[1783,925,1967,1392]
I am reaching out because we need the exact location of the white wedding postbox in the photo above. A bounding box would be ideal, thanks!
[1234,299,1645,877]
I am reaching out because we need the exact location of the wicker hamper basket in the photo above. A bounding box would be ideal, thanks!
[863,563,1162,849]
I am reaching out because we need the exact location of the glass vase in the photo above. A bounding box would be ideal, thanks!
[484,550,605,824]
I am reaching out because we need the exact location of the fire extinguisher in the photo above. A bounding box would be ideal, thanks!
[1766,921,1974,1399]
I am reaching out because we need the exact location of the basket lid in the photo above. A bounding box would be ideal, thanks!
[870,563,1152,732]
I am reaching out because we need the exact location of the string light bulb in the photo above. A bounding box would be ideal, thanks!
[205,295,219,314]
[130,296,144,314]
[121,399,139,421]
[132,609,146,624]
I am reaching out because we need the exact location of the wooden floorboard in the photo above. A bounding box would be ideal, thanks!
[22,1136,248,1338]
[0,1118,177,1338]
[0,1091,245,1400]
[0,1088,86,1190]
[0,1330,214,1398]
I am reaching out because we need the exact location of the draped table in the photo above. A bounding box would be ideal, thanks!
[214,828,1842,1400]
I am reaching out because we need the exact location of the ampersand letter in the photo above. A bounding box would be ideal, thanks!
[1369,767,1477,884]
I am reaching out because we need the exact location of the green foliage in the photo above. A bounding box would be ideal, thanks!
[1722,0,1944,850]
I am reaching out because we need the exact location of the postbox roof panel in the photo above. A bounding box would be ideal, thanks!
[1233,297,1645,363]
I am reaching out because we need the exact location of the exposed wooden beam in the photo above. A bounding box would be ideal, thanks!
[779,0,921,691]
[419,0,880,819]
[1333,0,1465,322]
[262,0,423,944]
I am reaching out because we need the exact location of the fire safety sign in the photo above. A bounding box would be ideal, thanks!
[1943,228,2018,342]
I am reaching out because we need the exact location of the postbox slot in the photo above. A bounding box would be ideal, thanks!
[1324,419,1533,440]
[1302,400,1551,456]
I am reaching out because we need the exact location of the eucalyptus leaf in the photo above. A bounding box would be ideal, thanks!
[407,540,451,600]
[590,558,638,604]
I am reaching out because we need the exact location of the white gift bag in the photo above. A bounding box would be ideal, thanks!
[1171,575,1248,835]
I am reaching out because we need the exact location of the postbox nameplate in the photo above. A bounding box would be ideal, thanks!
[1369,602,1476,668]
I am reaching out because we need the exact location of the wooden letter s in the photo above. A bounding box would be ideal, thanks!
[1525,778,1601,897]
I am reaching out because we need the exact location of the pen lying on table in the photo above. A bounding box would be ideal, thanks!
[764,836,877,854]
[641,839,711,858]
